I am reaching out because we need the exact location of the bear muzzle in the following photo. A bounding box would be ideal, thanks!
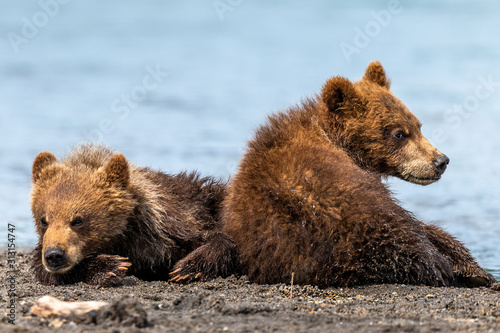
[399,153,450,185]
[44,247,69,273]
[433,154,450,175]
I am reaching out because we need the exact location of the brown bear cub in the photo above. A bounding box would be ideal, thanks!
[222,61,496,288]
[31,144,238,286]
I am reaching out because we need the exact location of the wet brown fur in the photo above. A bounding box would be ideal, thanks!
[222,61,495,288]
[31,144,238,286]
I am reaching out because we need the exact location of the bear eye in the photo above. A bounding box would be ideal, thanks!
[40,217,48,227]
[71,216,84,227]
[393,131,407,141]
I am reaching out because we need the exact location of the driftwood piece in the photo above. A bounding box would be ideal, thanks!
[31,295,109,318]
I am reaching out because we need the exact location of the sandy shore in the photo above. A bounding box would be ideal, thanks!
[1,250,499,332]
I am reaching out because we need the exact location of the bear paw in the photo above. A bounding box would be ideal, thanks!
[86,255,132,287]
[455,265,496,287]
[169,233,239,283]
[169,259,203,283]
[169,243,220,283]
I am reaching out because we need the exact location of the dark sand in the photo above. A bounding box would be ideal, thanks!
[2,250,499,332]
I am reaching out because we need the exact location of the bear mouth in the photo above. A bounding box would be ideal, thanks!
[404,174,441,185]
[45,264,71,274]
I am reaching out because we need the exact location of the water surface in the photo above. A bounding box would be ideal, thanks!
[1,1,499,279]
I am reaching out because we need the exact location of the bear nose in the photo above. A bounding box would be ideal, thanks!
[434,154,450,174]
[44,247,66,267]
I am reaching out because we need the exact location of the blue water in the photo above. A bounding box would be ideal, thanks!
[1,1,499,279]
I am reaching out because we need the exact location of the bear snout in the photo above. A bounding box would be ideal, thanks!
[433,154,450,175]
[44,247,67,271]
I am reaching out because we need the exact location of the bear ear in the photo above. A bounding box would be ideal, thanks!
[102,153,129,187]
[362,61,391,88]
[321,76,363,115]
[32,152,57,183]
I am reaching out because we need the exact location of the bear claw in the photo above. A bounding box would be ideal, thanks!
[169,274,192,282]
[87,254,132,287]
[168,268,201,283]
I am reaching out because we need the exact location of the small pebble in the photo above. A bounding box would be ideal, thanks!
[425,294,435,299]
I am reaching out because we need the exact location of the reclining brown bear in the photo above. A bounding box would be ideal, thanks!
[31,144,238,286]
[222,61,495,287]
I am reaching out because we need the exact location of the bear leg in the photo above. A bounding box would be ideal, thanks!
[170,232,239,282]
[423,224,496,287]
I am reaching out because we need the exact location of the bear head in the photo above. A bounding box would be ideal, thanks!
[31,151,136,274]
[321,61,449,185]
